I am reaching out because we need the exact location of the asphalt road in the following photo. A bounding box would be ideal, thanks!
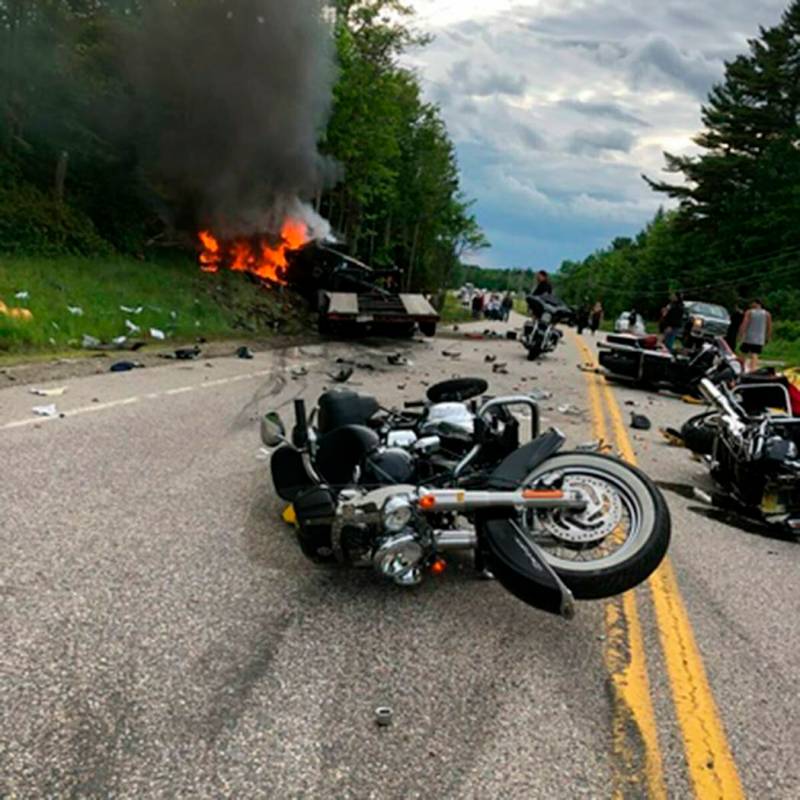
[1,316,798,799]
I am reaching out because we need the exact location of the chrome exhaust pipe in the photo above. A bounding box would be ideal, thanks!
[434,529,477,551]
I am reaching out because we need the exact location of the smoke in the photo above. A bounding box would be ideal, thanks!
[125,0,338,237]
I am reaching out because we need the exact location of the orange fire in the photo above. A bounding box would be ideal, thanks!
[197,218,310,285]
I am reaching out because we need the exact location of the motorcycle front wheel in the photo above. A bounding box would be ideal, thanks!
[522,452,671,599]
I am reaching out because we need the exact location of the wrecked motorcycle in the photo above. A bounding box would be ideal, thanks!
[522,295,573,361]
[688,365,800,535]
[262,383,671,618]
[598,333,730,394]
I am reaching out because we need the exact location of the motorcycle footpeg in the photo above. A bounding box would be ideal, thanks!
[481,517,575,619]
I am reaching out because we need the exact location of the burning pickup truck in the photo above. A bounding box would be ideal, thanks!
[286,243,439,337]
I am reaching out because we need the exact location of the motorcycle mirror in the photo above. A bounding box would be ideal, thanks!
[261,412,287,447]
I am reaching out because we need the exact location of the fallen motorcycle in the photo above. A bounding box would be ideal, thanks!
[522,295,573,361]
[262,383,671,618]
[598,333,730,394]
[688,363,800,535]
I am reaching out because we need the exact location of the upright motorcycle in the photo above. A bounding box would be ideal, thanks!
[522,295,573,361]
[262,380,671,618]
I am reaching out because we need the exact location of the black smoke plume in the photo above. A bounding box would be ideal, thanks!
[126,0,337,237]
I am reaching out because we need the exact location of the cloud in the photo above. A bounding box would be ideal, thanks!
[448,59,528,97]
[567,128,636,155]
[405,0,788,267]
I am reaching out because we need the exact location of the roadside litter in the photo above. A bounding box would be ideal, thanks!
[484,354,497,363]
[630,413,652,431]
[558,404,584,417]
[120,305,144,315]
[82,334,145,352]
[529,389,553,401]
[67,306,84,316]
[328,367,354,384]
[30,387,67,397]
[82,334,102,349]
[290,366,308,378]
[150,328,166,340]
[15,291,29,300]
[492,363,508,375]
[32,404,59,418]
[442,350,461,359]
[157,346,202,361]
[374,707,393,727]
[388,353,408,366]
[660,428,685,446]
[125,319,141,334]
[237,346,255,360]
[576,439,613,453]
[110,361,143,372]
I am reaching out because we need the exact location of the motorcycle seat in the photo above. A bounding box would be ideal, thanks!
[317,390,380,435]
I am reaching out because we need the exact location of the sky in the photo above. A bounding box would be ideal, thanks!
[403,0,789,270]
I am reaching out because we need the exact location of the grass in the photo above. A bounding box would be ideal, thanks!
[0,253,308,356]
[439,292,473,324]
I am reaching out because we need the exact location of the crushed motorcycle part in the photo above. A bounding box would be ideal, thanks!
[375,707,393,727]
[630,413,652,431]
[237,346,255,359]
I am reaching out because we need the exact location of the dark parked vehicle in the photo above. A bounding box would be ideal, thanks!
[683,301,731,343]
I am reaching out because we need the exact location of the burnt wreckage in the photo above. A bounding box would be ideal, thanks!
[286,243,439,337]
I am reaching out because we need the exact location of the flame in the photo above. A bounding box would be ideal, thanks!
[197,219,310,285]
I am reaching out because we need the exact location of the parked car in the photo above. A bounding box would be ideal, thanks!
[614,310,646,335]
[682,301,730,342]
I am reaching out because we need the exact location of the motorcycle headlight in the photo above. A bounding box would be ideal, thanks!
[382,496,413,532]
[540,312,552,323]
[693,317,704,329]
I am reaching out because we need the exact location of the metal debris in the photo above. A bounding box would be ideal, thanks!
[374,707,393,727]
[630,413,652,431]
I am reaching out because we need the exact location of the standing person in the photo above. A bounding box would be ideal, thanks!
[662,292,685,352]
[576,299,590,335]
[532,270,553,296]
[738,299,772,372]
[589,301,604,336]
[501,291,514,322]
[727,303,744,352]
[471,292,483,320]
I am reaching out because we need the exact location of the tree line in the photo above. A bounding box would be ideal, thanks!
[0,1,487,292]
[557,1,800,327]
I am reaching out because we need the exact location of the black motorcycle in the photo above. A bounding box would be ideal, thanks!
[598,334,731,394]
[522,295,573,361]
[686,365,800,535]
[262,380,671,618]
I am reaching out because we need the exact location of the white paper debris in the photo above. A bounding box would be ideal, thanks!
[67,306,84,316]
[32,404,59,418]
[149,328,166,340]
[125,319,141,334]
[120,305,144,314]
[15,291,29,300]
[30,387,67,397]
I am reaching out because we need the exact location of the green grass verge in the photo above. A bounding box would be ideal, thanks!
[0,254,308,356]
[439,292,473,323]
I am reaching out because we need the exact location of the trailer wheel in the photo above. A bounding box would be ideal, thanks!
[419,321,437,337]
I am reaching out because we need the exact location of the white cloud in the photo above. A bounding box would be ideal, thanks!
[404,0,788,267]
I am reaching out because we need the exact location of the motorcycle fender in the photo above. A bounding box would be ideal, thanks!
[487,430,565,490]
[481,517,575,618]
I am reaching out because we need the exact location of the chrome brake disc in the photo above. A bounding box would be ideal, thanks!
[538,475,624,544]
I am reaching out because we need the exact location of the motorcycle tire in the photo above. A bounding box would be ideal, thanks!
[522,452,671,599]
[527,341,543,361]
[680,412,717,456]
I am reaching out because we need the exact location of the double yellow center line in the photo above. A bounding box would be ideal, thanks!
[574,333,744,800]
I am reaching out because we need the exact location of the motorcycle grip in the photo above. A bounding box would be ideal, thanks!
[294,398,309,447]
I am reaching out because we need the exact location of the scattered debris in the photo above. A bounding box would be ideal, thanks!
[15,291,29,300]
[32,404,59,418]
[442,350,461,359]
[576,439,613,454]
[506,331,517,341]
[120,305,144,315]
[374,707,393,727]
[624,400,638,407]
[175,346,201,360]
[558,403,584,417]
[328,367,353,384]
[113,336,128,346]
[256,447,271,462]
[578,363,602,374]
[236,346,255,360]
[630,413,652,431]
[82,334,102,349]
[452,325,460,332]
[290,366,308,378]
[529,389,553,401]
[110,361,143,372]
[125,319,141,334]
[681,395,705,405]
[484,354,497,363]
[388,353,408,366]
[30,387,67,397]
[492,363,508,375]
[660,428,685,446]
[150,328,166,340]
[67,306,84,316]
[357,362,376,371]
